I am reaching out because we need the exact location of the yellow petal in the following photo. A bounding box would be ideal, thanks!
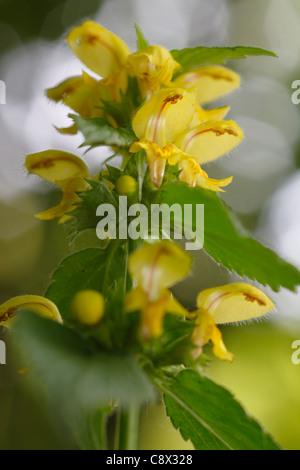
[130,139,181,187]
[128,45,180,96]
[128,240,193,302]
[197,283,275,325]
[35,177,87,222]
[67,21,131,78]
[125,287,147,313]
[0,295,62,328]
[166,293,189,317]
[191,308,233,362]
[179,158,232,192]
[132,88,197,147]
[47,72,106,118]
[125,287,178,340]
[191,105,230,126]
[175,120,244,164]
[173,65,240,105]
[25,150,89,187]
[140,291,171,340]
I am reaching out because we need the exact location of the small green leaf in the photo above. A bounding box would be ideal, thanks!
[155,369,281,450]
[68,179,118,235]
[69,229,107,252]
[171,46,277,74]
[15,312,154,411]
[97,77,142,127]
[135,24,149,50]
[161,183,300,292]
[70,114,137,149]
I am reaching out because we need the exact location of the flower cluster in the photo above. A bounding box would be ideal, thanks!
[0,22,276,364]
[26,21,243,220]
[0,240,274,362]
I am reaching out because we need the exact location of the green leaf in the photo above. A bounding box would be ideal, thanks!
[69,229,107,252]
[97,77,142,127]
[68,179,118,236]
[46,245,126,325]
[161,183,300,292]
[99,98,132,128]
[154,369,281,450]
[171,46,277,74]
[15,312,154,411]
[70,114,137,149]
[135,24,149,50]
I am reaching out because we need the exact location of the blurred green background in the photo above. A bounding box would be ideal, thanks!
[1,0,300,450]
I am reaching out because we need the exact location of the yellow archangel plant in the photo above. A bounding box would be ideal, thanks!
[2,20,290,451]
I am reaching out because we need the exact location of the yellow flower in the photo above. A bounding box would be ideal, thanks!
[0,296,62,328]
[65,21,181,104]
[25,150,90,223]
[191,283,275,361]
[191,308,234,362]
[47,72,112,130]
[64,21,193,107]
[172,65,240,105]
[179,158,233,192]
[130,88,243,187]
[127,45,180,98]
[125,240,192,339]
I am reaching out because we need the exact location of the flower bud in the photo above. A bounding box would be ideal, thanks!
[72,290,105,326]
[115,175,137,195]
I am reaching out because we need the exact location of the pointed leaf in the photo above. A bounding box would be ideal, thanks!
[161,183,300,292]
[155,369,281,450]
[171,46,277,74]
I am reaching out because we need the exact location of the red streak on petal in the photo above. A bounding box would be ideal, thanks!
[146,246,172,298]
[153,94,183,143]
[86,35,123,69]
[0,302,55,323]
[206,292,231,312]
[153,100,169,143]
[183,127,238,152]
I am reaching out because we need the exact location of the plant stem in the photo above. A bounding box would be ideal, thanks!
[118,405,140,450]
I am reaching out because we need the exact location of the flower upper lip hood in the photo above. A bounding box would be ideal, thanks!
[0,296,62,327]
[196,282,275,325]
[67,21,131,78]
[66,21,180,99]
[171,65,241,105]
